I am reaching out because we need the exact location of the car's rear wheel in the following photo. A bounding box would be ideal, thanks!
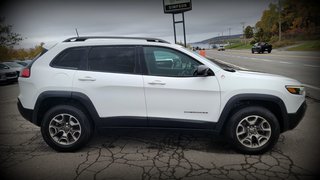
[268,50,271,53]
[225,106,280,154]
[251,49,254,54]
[41,105,93,152]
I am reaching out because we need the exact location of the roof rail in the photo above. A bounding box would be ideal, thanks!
[63,36,170,44]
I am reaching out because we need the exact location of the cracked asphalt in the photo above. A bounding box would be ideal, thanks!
[0,83,319,180]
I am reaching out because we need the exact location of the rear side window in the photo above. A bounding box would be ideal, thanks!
[88,46,136,74]
[51,47,87,69]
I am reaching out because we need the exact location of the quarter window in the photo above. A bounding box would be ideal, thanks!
[143,46,201,77]
[51,47,86,69]
[88,46,136,74]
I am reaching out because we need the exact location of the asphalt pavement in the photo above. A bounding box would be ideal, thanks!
[206,49,320,100]
[0,83,319,179]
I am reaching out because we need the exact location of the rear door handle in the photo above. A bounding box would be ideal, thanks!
[148,80,166,85]
[78,76,96,81]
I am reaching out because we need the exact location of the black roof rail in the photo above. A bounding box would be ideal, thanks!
[63,36,170,44]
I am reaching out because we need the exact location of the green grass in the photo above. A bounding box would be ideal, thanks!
[287,40,320,51]
[271,40,296,48]
[225,43,252,50]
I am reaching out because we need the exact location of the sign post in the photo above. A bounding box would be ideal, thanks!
[163,0,192,47]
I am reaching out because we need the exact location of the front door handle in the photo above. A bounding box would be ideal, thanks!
[78,76,96,81]
[148,80,166,85]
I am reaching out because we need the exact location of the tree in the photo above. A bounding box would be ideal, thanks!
[254,28,266,42]
[254,3,279,42]
[0,17,23,47]
[244,26,254,39]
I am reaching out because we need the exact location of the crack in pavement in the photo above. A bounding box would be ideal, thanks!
[67,131,315,180]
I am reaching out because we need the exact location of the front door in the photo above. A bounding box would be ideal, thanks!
[141,46,220,128]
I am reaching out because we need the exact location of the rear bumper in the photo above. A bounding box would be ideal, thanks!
[284,101,307,131]
[17,99,35,125]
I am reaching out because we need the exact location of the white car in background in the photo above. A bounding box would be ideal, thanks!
[0,63,18,83]
[217,45,225,51]
[3,61,24,75]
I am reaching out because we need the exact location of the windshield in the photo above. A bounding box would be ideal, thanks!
[0,63,10,70]
[181,47,240,72]
[4,62,23,68]
[182,47,223,69]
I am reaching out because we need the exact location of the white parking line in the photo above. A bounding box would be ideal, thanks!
[278,61,293,64]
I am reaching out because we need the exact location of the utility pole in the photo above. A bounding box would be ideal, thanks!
[241,22,245,43]
[228,27,231,36]
[278,0,281,41]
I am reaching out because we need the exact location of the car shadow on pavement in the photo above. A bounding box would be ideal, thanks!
[87,129,237,154]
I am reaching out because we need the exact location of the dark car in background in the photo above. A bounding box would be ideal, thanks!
[252,42,272,54]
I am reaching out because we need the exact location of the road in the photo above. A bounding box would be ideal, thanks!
[206,49,320,99]
[0,83,320,179]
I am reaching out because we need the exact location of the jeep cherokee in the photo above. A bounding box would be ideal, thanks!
[17,36,306,154]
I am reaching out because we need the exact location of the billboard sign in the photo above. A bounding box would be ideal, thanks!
[163,0,192,14]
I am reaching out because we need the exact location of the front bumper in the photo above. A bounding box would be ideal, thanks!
[285,101,307,131]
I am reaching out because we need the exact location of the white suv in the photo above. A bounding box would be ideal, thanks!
[17,36,306,154]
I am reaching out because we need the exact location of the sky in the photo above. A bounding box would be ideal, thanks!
[1,0,276,49]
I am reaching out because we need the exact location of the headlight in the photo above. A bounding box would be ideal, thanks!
[285,85,305,95]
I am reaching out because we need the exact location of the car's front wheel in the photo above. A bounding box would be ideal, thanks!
[41,105,93,152]
[226,106,280,154]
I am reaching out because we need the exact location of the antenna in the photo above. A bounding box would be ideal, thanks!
[75,28,79,37]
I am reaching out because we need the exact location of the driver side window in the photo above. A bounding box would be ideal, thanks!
[143,46,201,77]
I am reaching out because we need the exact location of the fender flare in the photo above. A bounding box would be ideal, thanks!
[33,91,100,126]
[214,93,288,133]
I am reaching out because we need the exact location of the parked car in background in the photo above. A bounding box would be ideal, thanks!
[15,60,33,67]
[0,63,19,83]
[3,61,24,74]
[218,45,225,51]
[252,42,272,54]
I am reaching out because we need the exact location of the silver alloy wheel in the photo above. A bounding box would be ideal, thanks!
[48,113,82,145]
[236,115,272,148]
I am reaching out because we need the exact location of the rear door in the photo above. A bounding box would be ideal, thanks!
[73,45,147,126]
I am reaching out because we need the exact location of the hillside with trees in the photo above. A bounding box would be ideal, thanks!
[226,0,320,50]
[253,0,320,48]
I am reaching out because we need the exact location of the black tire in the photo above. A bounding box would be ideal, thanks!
[251,49,254,54]
[268,50,271,53]
[225,106,280,154]
[41,105,93,152]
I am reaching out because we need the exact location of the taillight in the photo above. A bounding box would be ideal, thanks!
[20,68,30,78]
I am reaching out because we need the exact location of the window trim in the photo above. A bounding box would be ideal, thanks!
[84,45,141,75]
[50,47,89,70]
[139,45,204,78]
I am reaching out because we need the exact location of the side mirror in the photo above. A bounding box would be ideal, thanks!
[194,65,214,76]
